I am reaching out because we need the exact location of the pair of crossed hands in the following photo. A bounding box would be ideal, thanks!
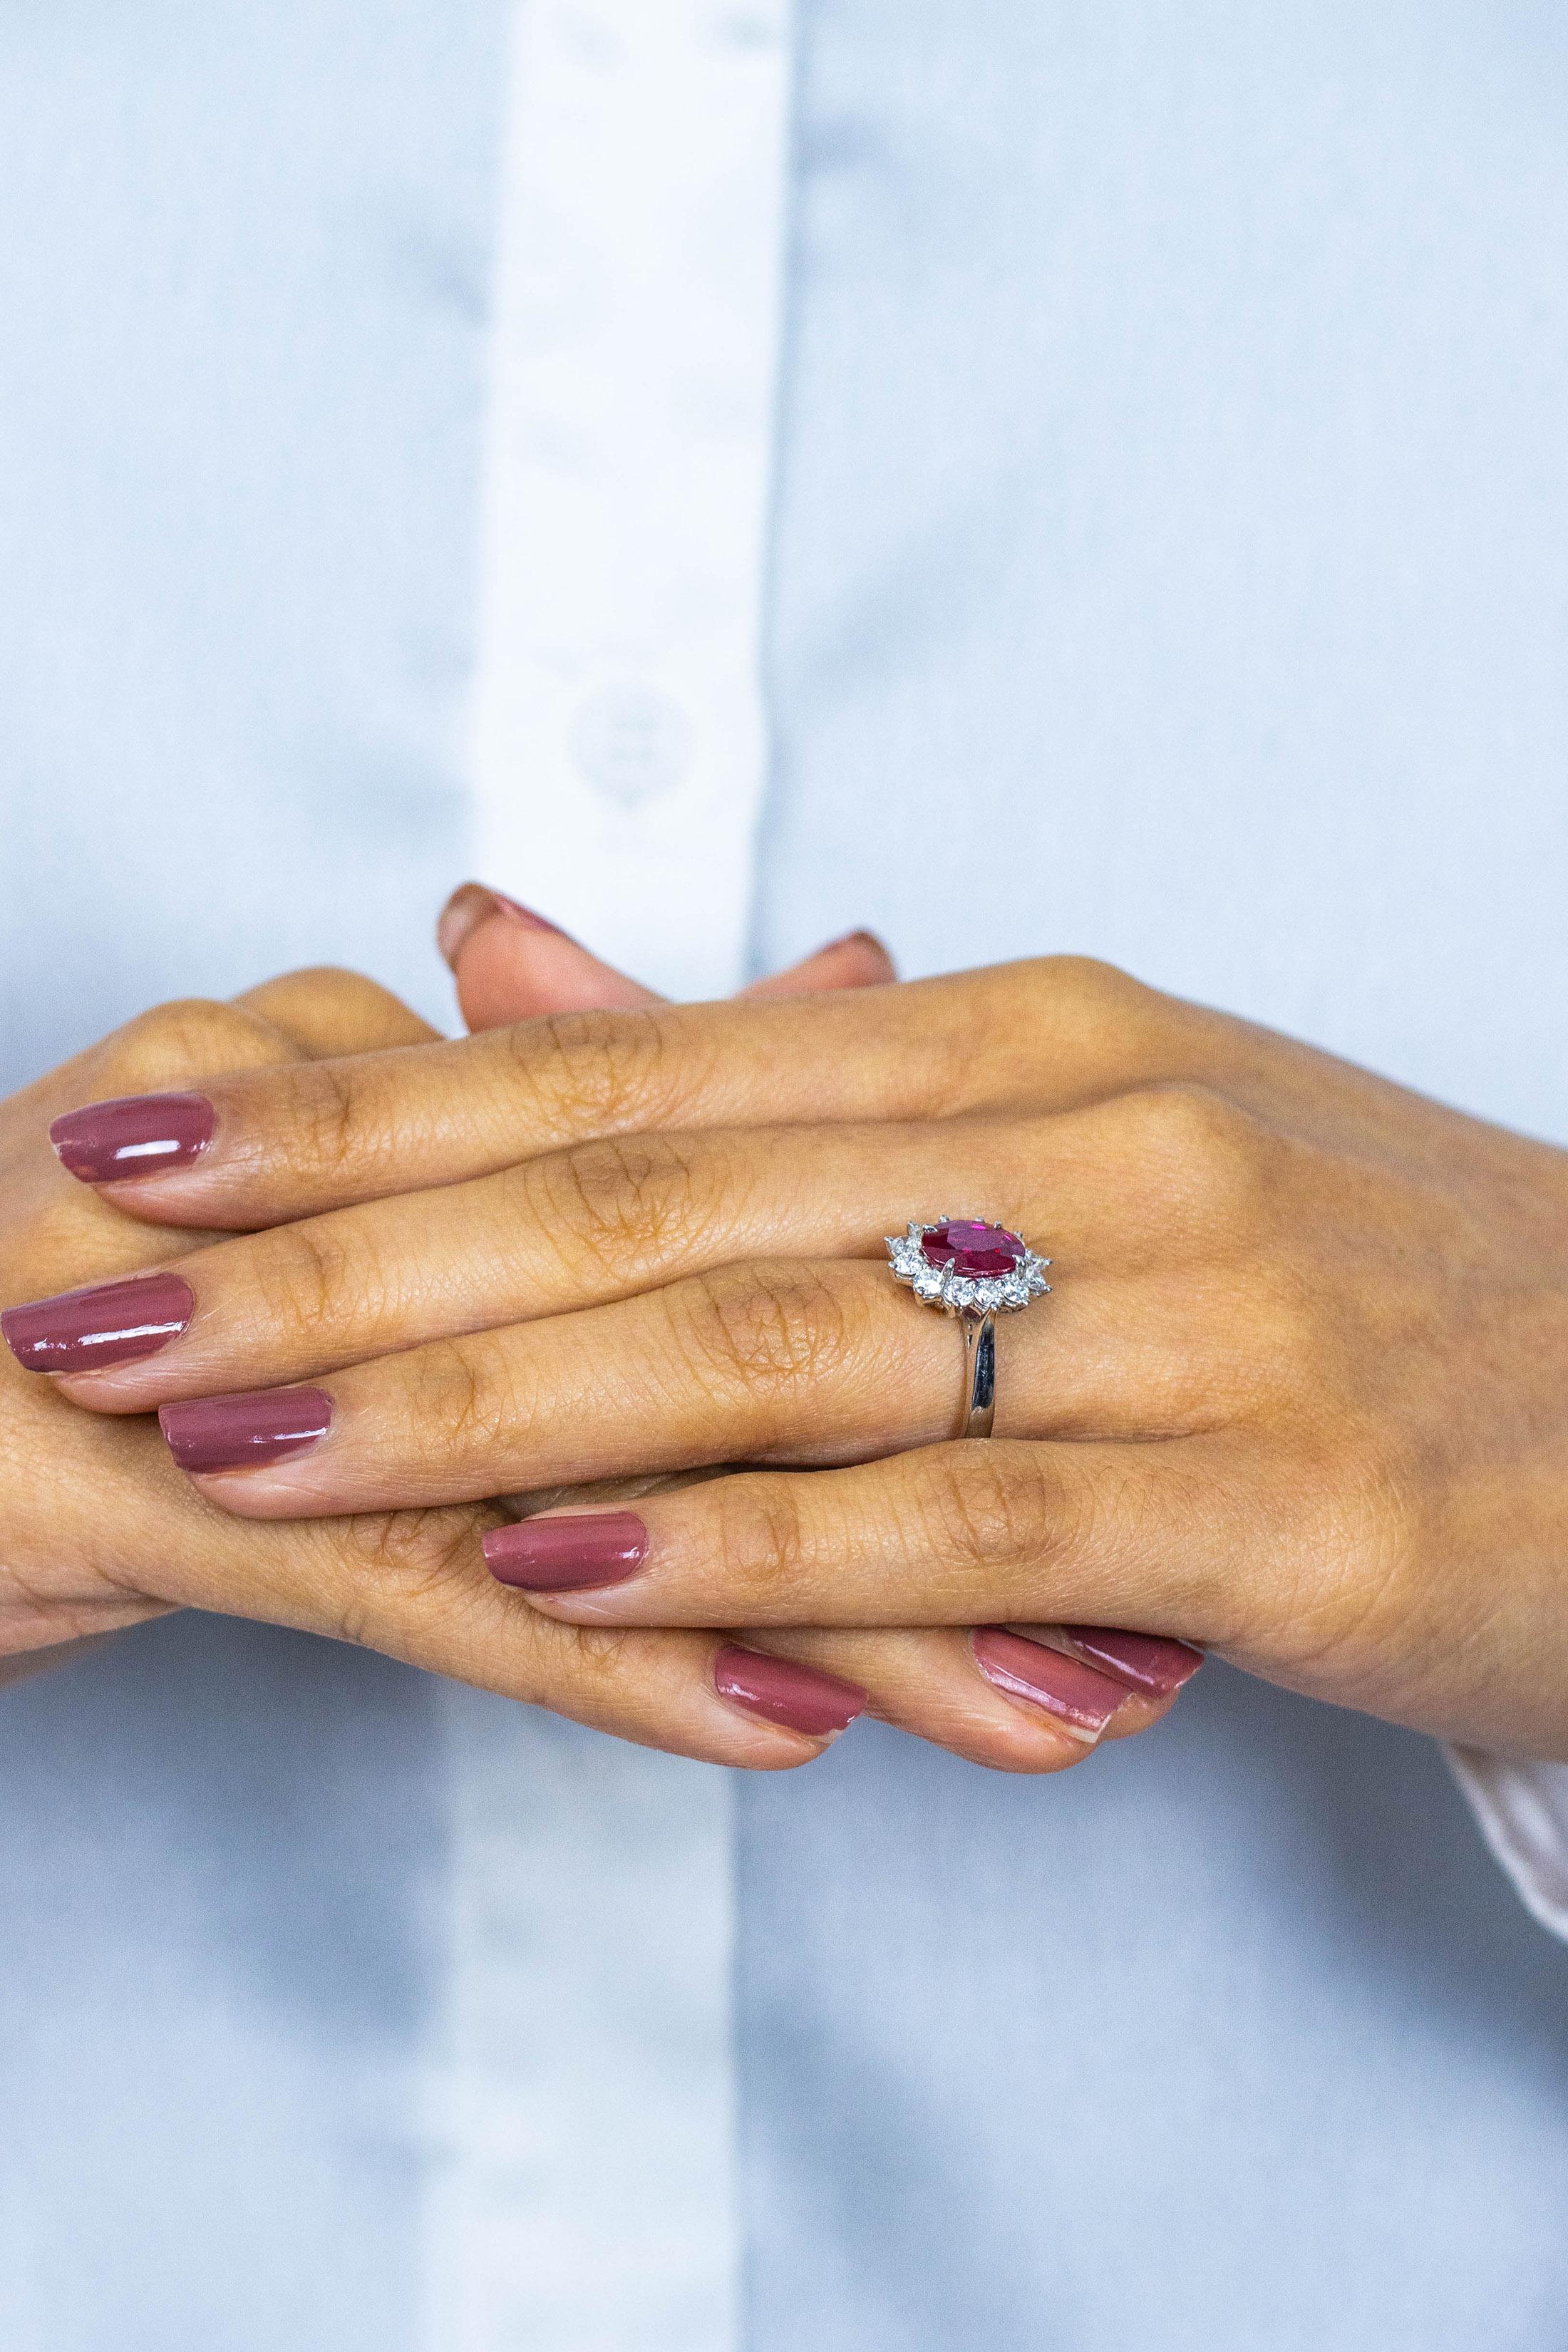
[6,887,1568,1770]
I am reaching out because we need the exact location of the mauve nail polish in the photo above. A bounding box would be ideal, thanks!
[160,1386,332,1475]
[50,1093,215,1184]
[484,1512,648,1591]
[712,1645,866,1738]
[1064,1626,1204,1697]
[490,891,567,936]
[973,1628,1128,1741]
[2,1272,194,1374]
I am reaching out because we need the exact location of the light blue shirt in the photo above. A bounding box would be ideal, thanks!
[3,6,1568,2348]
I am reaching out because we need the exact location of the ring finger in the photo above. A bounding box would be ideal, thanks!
[145,1247,1244,1521]
[19,1088,1232,1418]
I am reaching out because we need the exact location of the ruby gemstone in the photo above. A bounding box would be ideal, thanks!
[919,1219,1025,1279]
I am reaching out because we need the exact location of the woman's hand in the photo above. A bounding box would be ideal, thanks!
[0,969,929,1770]
[24,953,1568,1758]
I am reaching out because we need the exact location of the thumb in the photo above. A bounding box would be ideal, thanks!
[438,884,897,1033]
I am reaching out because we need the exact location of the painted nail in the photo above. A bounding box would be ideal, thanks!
[825,927,891,961]
[483,1511,649,1592]
[1,1271,195,1375]
[712,1645,867,1738]
[973,1629,1129,1743]
[437,882,567,969]
[160,1385,332,1475]
[50,1093,215,1185]
[1061,1626,1204,1697]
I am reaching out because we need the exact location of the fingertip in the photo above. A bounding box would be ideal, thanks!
[440,884,665,1030]
[436,883,555,971]
[831,928,898,985]
[742,929,898,999]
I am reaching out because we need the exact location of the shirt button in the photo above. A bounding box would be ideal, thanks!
[569,683,693,807]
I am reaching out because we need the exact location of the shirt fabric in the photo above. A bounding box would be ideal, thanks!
[3,6,1568,2349]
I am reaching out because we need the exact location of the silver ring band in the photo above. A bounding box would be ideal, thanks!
[959,1309,996,1440]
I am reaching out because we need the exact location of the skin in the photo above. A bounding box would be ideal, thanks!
[1,934,1166,1769]
[20,937,1568,1759]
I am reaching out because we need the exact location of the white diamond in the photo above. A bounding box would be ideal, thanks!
[999,1274,1030,1307]
[974,1280,1004,1311]
[912,1267,944,1300]
[948,1277,976,1309]
[888,1239,922,1275]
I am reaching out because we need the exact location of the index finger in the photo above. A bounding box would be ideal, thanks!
[43,961,1173,1230]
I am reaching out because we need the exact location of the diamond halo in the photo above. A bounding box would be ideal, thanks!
[884,1218,1052,1317]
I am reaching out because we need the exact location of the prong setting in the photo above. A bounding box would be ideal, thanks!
[884,1217,1052,1316]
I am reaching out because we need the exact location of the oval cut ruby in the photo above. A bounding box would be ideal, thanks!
[919,1219,1024,1279]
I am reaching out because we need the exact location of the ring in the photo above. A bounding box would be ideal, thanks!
[884,1218,1051,1440]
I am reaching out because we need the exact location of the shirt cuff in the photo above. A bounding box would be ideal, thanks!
[1448,1744,1568,1940]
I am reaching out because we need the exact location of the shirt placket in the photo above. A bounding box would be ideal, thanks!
[470,0,793,999]
[432,7,795,2348]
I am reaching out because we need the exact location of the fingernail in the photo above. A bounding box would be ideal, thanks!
[1061,1626,1204,1697]
[973,1629,1129,1743]
[160,1385,332,1475]
[437,882,567,969]
[712,1644,867,1738]
[50,1093,215,1185]
[483,1510,648,1592]
[2,1271,195,1374]
[826,927,892,961]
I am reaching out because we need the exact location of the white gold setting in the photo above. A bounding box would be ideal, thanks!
[883,1219,1053,1318]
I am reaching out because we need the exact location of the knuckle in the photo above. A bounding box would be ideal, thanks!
[708,1478,808,1607]
[242,966,433,1052]
[336,1506,485,1638]
[1119,1081,1275,1232]
[527,1132,728,1282]
[1002,957,1180,1089]
[244,1217,376,1352]
[405,1334,526,1458]
[1031,953,1152,1012]
[914,1443,1066,1579]
[1025,956,1171,1048]
[99,998,279,1093]
[502,1008,691,1142]
[288,1056,366,1181]
[672,1262,860,1407]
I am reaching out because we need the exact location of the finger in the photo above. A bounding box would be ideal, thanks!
[6,976,435,1254]
[0,994,341,1295]
[139,1237,1230,1519]
[440,882,895,1031]
[14,1350,1170,1773]
[440,887,664,1027]
[14,1367,862,1768]
[38,1341,1177,1778]
[344,1442,1180,1771]
[233,967,442,1057]
[460,1435,1249,1636]
[40,1108,1259,1440]
[36,1116,1063,1408]
[746,1623,1186,1773]
[739,929,896,999]
[41,961,1168,1228]
[145,1256,1254,1644]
